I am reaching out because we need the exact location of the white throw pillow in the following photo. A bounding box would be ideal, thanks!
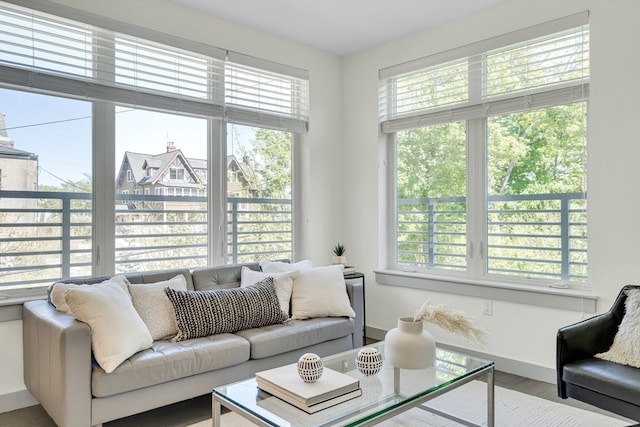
[241,267,295,317]
[50,275,130,314]
[596,288,640,368]
[260,259,313,273]
[64,280,153,373]
[290,264,356,320]
[128,275,188,340]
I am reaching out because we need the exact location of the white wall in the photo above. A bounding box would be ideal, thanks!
[342,0,640,378]
[3,0,640,413]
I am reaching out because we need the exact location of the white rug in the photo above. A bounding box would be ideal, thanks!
[192,380,633,426]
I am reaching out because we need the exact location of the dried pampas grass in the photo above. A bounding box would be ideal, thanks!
[414,299,488,346]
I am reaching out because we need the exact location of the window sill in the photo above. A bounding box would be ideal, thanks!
[0,288,48,321]
[374,269,597,313]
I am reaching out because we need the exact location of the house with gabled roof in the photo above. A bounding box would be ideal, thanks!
[115,142,256,210]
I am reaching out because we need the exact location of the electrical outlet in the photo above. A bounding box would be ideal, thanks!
[483,300,493,316]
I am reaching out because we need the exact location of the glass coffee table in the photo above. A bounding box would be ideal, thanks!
[212,342,494,426]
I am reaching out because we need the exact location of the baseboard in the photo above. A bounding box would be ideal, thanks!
[0,389,38,414]
[365,326,556,384]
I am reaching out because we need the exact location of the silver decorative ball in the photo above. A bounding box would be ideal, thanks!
[297,353,323,382]
[355,347,383,376]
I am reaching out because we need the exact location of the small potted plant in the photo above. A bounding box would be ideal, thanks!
[332,243,347,265]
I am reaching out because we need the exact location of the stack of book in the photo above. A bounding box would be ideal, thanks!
[255,364,361,414]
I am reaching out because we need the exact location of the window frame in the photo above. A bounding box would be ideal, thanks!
[0,0,307,300]
[377,14,594,311]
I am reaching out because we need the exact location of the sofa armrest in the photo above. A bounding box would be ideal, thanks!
[345,281,364,348]
[23,299,93,427]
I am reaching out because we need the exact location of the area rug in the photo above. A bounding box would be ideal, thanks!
[190,380,632,426]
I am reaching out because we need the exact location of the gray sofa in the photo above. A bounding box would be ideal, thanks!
[22,262,364,427]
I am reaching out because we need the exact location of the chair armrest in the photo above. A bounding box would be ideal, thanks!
[345,281,364,348]
[556,308,622,398]
[557,312,619,363]
[23,299,93,427]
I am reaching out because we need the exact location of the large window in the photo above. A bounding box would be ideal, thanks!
[381,14,589,287]
[227,124,293,263]
[0,1,308,296]
[0,89,92,288]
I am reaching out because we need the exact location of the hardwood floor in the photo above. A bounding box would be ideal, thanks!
[2,339,635,427]
[2,370,635,427]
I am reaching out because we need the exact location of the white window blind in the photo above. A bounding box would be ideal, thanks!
[225,51,309,133]
[379,12,589,133]
[0,2,226,117]
[0,1,309,132]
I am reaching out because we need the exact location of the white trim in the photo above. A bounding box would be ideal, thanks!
[0,389,39,414]
[374,269,597,313]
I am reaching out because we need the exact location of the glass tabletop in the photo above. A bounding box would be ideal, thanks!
[213,342,493,427]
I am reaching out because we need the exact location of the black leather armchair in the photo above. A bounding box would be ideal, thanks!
[557,285,640,421]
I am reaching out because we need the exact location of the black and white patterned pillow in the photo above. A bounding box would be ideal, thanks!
[164,277,288,341]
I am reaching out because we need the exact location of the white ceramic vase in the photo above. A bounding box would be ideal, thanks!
[384,317,436,369]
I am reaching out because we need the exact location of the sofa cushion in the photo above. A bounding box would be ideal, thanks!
[563,358,640,405]
[596,288,640,368]
[165,277,288,341]
[91,334,250,397]
[65,280,153,373]
[290,265,356,320]
[240,266,295,317]
[128,275,187,340]
[235,317,355,359]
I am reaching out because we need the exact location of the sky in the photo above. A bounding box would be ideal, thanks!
[0,88,253,187]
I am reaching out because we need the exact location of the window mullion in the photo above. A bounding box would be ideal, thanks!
[208,119,226,266]
[466,118,487,279]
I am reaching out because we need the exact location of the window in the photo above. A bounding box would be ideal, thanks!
[0,89,92,290]
[0,1,308,295]
[226,124,293,263]
[380,14,589,287]
[169,167,185,181]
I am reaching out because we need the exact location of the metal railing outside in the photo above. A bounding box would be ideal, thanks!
[0,190,292,289]
[397,192,587,282]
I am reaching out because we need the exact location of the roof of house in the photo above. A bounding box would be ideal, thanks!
[117,148,253,189]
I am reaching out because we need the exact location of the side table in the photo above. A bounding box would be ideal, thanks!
[344,272,365,342]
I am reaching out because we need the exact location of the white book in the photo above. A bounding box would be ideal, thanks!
[260,385,362,414]
[256,364,360,406]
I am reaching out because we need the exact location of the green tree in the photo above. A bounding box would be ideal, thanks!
[238,128,291,199]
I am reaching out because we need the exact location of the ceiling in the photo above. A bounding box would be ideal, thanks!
[169,0,511,56]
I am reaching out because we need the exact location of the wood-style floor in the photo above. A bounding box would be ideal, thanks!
[3,370,635,427]
[2,339,636,427]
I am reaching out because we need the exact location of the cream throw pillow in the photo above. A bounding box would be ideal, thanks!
[128,275,187,340]
[260,259,313,273]
[290,265,356,320]
[596,288,640,368]
[50,275,130,314]
[240,267,295,317]
[65,280,153,373]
